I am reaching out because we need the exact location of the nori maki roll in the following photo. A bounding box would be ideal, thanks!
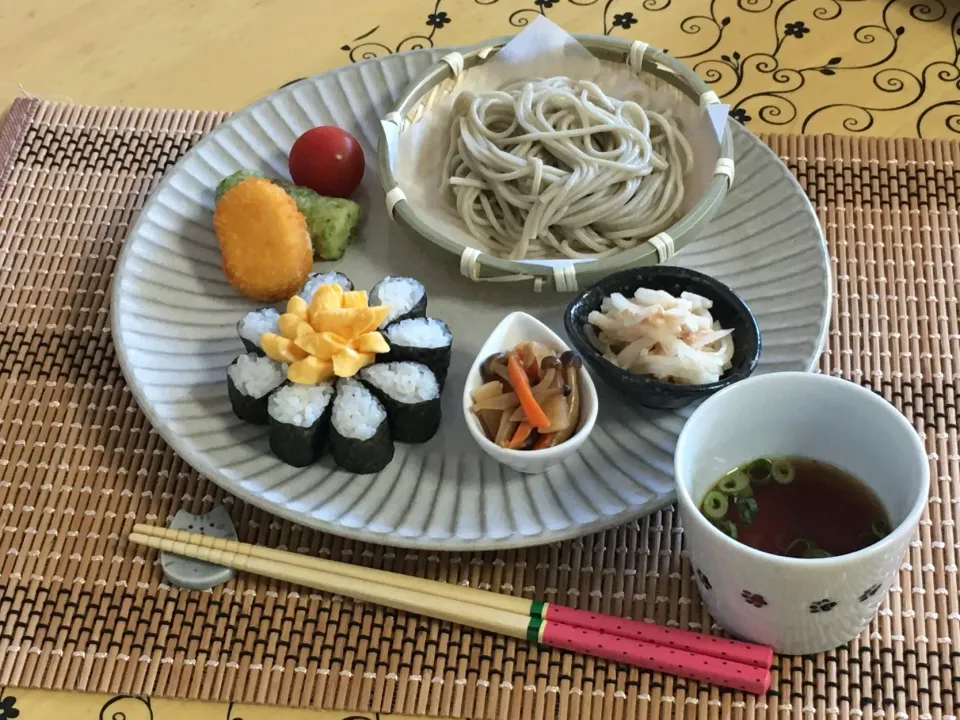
[297,271,354,304]
[227,353,286,425]
[360,362,441,444]
[369,276,427,328]
[384,317,453,388]
[237,307,280,355]
[329,378,394,473]
[267,382,335,467]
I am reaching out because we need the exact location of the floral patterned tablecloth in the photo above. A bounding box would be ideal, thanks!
[331,0,960,138]
[1,0,959,138]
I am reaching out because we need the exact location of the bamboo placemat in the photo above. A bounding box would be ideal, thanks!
[0,98,958,719]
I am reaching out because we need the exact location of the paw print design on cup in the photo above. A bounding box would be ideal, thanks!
[695,568,712,591]
[741,590,767,608]
[809,598,837,613]
[859,583,883,603]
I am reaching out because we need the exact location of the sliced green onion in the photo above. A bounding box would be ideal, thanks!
[747,458,772,479]
[701,490,729,520]
[771,459,796,484]
[785,537,814,556]
[718,470,751,496]
[737,497,759,525]
[801,546,833,559]
[713,519,738,539]
[872,518,890,538]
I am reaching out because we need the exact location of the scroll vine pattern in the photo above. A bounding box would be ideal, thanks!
[338,0,960,137]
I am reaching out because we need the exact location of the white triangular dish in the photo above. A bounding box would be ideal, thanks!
[463,312,599,475]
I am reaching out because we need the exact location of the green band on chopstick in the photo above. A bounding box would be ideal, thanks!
[526,616,543,643]
[529,600,546,619]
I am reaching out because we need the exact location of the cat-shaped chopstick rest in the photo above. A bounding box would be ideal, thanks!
[160,505,239,590]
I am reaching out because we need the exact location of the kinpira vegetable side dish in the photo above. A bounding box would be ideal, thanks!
[227,274,454,474]
[470,342,582,451]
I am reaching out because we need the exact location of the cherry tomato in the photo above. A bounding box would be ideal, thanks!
[288,126,364,198]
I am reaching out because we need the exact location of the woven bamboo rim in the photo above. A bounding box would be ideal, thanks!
[376,34,736,293]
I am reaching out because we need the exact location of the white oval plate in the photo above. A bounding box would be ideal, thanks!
[112,48,830,550]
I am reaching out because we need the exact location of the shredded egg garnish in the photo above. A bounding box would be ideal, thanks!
[260,284,391,384]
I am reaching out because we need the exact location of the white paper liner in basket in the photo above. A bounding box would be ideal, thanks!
[380,17,731,292]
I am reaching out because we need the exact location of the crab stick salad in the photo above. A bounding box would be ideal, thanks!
[259,283,391,383]
[469,342,583,451]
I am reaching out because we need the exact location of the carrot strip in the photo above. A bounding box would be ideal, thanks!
[507,354,550,429]
[508,422,533,449]
[533,434,554,450]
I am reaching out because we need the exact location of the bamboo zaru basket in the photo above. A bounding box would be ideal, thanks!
[377,34,736,293]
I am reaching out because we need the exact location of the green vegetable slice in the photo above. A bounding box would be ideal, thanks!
[718,470,751,496]
[215,169,262,201]
[747,458,772,479]
[737,497,759,525]
[801,546,833,559]
[872,518,891,538]
[713,519,738,539]
[701,490,729,520]
[771,459,796,484]
[785,537,814,556]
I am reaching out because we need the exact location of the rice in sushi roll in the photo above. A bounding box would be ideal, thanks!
[268,382,335,467]
[369,276,427,328]
[330,378,394,473]
[237,307,280,355]
[227,353,286,425]
[360,362,441,444]
[384,317,452,388]
[297,271,354,304]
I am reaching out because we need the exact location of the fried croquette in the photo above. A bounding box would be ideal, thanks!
[214,178,313,302]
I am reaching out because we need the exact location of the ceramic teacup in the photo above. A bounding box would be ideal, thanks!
[675,372,929,655]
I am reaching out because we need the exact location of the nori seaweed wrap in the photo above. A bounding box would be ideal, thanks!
[267,382,335,467]
[360,362,441,444]
[237,307,280,356]
[369,276,427,328]
[384,317,453,389]
[297,271,354,304]
[227,353,286,425]
[329,378,394,473]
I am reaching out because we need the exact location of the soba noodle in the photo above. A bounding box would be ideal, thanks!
[442,77,693,260]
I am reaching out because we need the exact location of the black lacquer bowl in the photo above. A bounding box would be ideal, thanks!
[563,266,762,409]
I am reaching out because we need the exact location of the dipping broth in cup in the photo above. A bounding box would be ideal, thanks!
[699,456,892,558]
[674,372,929,655]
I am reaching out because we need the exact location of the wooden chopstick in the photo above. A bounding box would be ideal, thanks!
[133,523,772,669]
[129,528,771,694]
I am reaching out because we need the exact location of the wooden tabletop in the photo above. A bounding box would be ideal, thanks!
[2,0,959,138]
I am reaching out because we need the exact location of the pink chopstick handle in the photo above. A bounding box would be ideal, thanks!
[545,604,773,670]
[541,621,770,695]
